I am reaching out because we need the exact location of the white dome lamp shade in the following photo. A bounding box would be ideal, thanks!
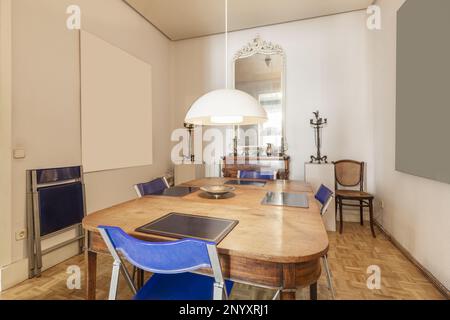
[184,0,267,126]
[185,89,268,126]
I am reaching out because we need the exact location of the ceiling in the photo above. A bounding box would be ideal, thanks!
[124,0,374,41]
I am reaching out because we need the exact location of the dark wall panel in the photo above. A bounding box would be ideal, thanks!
[396,0,450,184]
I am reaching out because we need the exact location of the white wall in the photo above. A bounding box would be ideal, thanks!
[4,0,172,285]
[3,0,448,292]
[371,0,449,289]
[0,0,13,268]
[171,11,374,190]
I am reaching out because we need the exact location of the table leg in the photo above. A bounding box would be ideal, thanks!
[137,269,144,289]
[280,264,296,300]
[86,250,97,300]
[280,290,296,300]
[310,282,318,300]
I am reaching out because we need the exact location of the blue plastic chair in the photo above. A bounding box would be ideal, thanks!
[238,170,277,180]
[315,184,334,216]
[314,184,335,299]
[98,226,234,300]
[134,177,169,198]
[132,177,170,285]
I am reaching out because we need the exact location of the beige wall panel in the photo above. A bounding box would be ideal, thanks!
[81,31,153,173]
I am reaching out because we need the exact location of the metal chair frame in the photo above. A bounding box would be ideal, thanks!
[315,184,336,300]
[26,166,86,278]
[99,226,229,300]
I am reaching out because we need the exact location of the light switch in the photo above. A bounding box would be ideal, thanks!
[13,148,26,159]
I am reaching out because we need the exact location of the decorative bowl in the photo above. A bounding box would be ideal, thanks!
[200,185,236,199]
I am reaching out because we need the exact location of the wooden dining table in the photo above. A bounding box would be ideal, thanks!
[82,178,329,300]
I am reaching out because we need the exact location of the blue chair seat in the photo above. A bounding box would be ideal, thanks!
[134,272,234,300]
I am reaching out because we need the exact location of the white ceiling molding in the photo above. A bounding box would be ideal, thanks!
[124,0,374,41]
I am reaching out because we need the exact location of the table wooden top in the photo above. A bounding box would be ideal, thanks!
[82,178,329,263]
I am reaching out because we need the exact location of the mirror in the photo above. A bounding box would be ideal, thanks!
[234,36,286,157]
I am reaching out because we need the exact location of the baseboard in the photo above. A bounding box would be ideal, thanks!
[0,258,28,292]
[0,242,80,292]
[374,220,450,299]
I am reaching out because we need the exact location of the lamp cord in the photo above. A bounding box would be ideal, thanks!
[225,0,228,88]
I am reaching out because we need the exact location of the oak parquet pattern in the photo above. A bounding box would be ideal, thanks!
[0,223,444,300]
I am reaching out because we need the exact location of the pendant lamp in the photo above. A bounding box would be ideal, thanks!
[184,0,268,126]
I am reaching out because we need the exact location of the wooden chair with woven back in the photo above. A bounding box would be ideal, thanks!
[333,160,376,238]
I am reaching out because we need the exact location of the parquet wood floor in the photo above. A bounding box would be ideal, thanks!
[0,223,445,300]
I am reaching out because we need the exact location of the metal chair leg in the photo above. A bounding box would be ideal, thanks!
[131,266,144,289]
[322,255,335,300]
[272,289,281,300]
[108,261,121,300]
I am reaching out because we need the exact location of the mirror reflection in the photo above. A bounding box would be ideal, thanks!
[234,38,285,157]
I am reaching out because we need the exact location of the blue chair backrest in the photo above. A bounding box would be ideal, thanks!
[98,226,213,274]
[238,170,277,180]
[315,184,333,216]
[135,177,168,197]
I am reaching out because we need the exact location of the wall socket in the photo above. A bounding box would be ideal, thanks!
[15,229,27,241]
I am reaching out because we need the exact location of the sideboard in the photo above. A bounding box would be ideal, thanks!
[222,156,290,180]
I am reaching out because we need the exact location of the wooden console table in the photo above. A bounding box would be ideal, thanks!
[222,156,290,180]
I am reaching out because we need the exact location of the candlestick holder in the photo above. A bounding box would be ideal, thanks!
[310,111,328,164]
[184,122,195,162]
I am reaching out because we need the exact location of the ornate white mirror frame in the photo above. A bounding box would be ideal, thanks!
[233,36,287,156]
[233,35,285,60]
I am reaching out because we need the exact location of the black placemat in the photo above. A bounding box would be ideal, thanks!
[153,186,199,197]
[261,192,309,208]
[225,180,266,187]
[135,212,239,243]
